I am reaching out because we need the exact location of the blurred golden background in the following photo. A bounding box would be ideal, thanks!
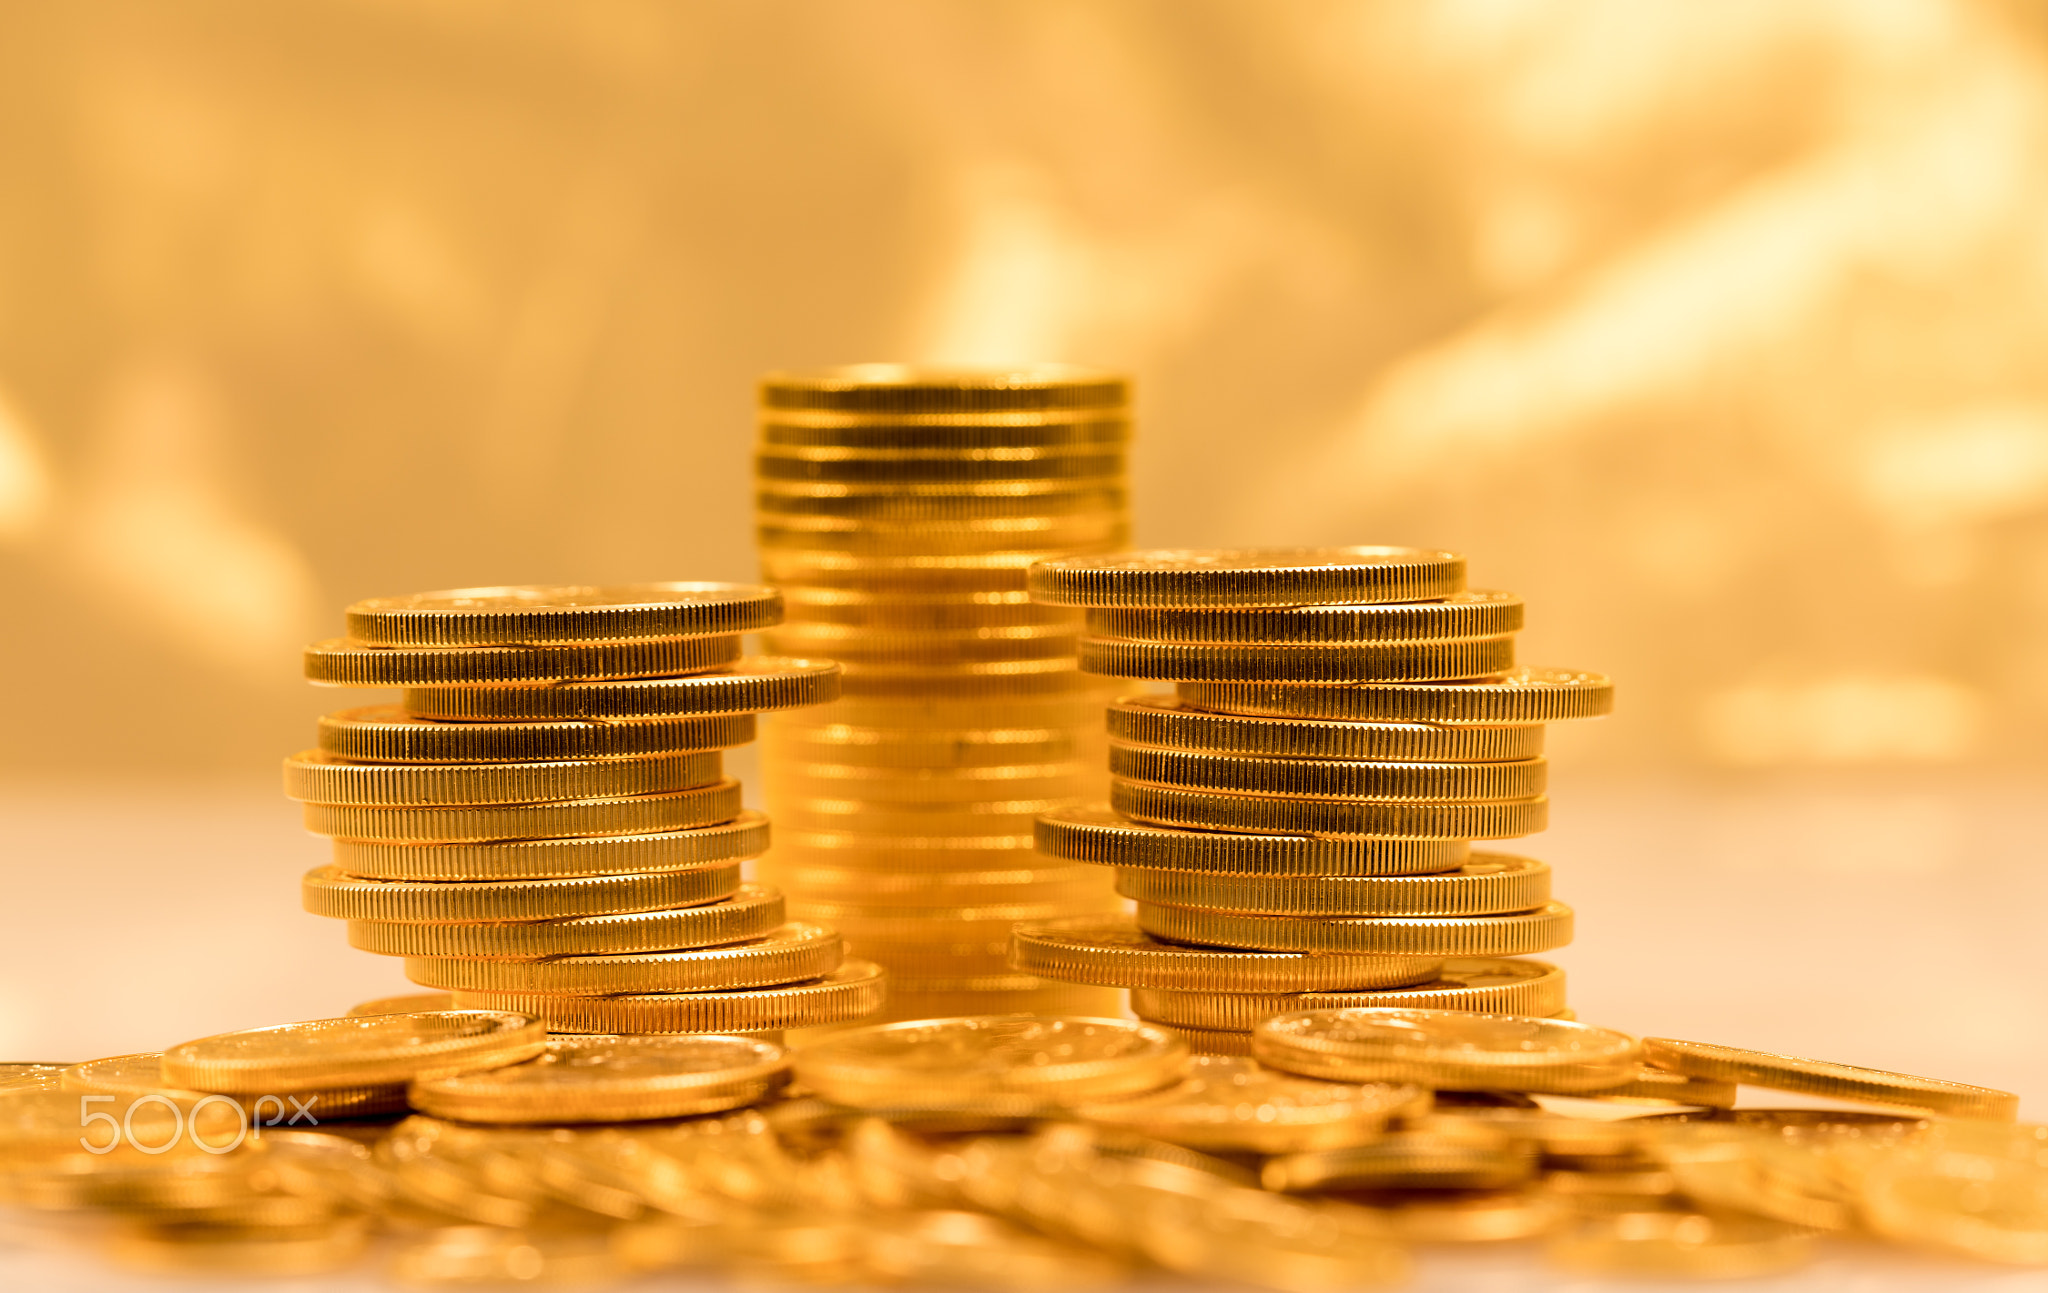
[2,0,2046,1107]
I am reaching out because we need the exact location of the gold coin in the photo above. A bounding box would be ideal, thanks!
[1110,743,1546,803]
[772,692,1106,731]
[1028,546,1465,608]
[347,883,785,958]
[303,633,740,687]
[1359,1190,1561,1243]
[1035,805,1470,876]
[1010,916,1442,992]
[759,515,1129,559]
[1119,855,1550,918]
[1547,1212,1815,1280]
[1861,1129,2048,1263]
[757,445,1126,486]
[344,582,783,648]
[791,900,1088,946]
[1108,696,1542,763]
[762,414,1130,451]
[62,1051,408,1120]
[1130,958,1567,1030]
[161,1011,544,1094]
[764,718,1096,768]
[771,829,1041,870]
[1082,635,1515,684]
[0,1063,66,1093]
[409,1034,788,1124]
[1071,1054,1427,1153]
[1088,591,1522,644]
[766,860,1112,907]
[780,585,1077,630]
[763,760,1097,803]
[1261,1129,1539,1193]
[1152,1023,1256,1056]
[1113,780,1548,839]
[402,657,841,720]
[331,813,769,881]
[453,958,887,1033]
[760,480,1127,521]
[1583,1063,1737,1107]
[347,991,454,1016]
[283,749,721,807]
[774,795,1072,836]
[1254,1008,1638,1093]
[406,922,843,995]
[760,363,1129,414]
[868,982,1126,1025]
[317,705,754,764]
[302,782,744,843]
[1640,1037,2019,1120]
[760,547,1045,594]
[1179,666,1616,724]
[794,1016,1187,1111]
[767,621,1082,666]
[841,936,1019,977]
[1136,900,1572,957]
[303,863,739,924]
[836,658,1112,701]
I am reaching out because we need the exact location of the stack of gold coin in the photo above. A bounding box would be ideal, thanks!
[284,583,887,1036]
[1013,547,1615,1051]
[752,365,1132,1020]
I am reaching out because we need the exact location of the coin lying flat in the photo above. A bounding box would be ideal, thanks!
[1109,744,1547,803]
[1641,1037,2019,1120]
[1086,592,1523,643]
[317,706,755,764]
[1034,806,1469,876]
[345,582,784,648]
[347,992,454,1017]
[304,634,741,687]
[1179,667,1615,724]
[759,363,1129,415]
[301,782,744,844]
[404,922,844,995]
[1112,780,1548,839]
[759,413,1130,451]
[1136,901,1573,957]
[161,1011,545,1094]
[1130,958,1567,1031]
[408,1034,790,1124]
[1547,1211,1815,1280]
[1081,636,1515,684]
[452,959,887,1033]
[1028,547,1466,608]
[403,658,842,720]
[347,884,785,959]
[1254,1007,1639,1094]
[1009,917,1443,992]
[1117,855,1551,918]
[330,814,770,882]
[1070,1055,1428,1153]
[303,863,740,924]
[1106,696,1542,763]
[794,1016,1188,1111]
[283,750,722,807]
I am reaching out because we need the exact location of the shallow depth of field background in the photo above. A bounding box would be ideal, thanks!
[0,1,2045,1109]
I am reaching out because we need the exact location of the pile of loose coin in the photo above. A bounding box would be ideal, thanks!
[751,365,1131,1020]
[2,1006,2032,1283]
[1013,547,1616,1054]
[284,583,887,1036]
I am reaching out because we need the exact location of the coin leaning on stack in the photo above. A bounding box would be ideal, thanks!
[1012,547,1616,1056]
[752,365,1131,1021]
[285,583,887,1038]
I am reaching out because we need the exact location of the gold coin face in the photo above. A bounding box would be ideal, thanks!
[1640,1037,2019,1120]
[58,1052,218,1106]
[1028,546,1466,608]
[303,634,741,687]
[1178,666,1615,724]
[346,883,786,959]
[760,363,1129,415]
[403,658,842,720]
[1254,1007,1638,1094]
[1085,591,1523,644]
[1071,1055,1428,1153]
[408,1034,790,1124]
[404,921,845,995]
[1117,854,1551,918]
[1105,696,1543,763]
[344,582,784,648]
[793,1015,1188,1109]
[1009,916,1444,992]
[1034,805,1470,876]
[451,958,888,1034]
[160,1011,545,1094]
[1130,957,1567,1030]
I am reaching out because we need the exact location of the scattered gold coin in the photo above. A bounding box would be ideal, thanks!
[795,1015,1189,1111]
[408,1034,790,1124]
[1254,1007,1639,1094]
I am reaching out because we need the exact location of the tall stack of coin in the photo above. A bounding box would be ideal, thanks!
[753,365,1131,1020]
[283,584,887,1037]
[1013,548,1615,1053]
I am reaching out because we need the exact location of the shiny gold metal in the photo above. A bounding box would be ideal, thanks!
[1071,1055,1428,1153]
[160,1011,546,1094]
[767,620,1082,665]
[1179,666,1616,724]
[1547,1212,1815,1279]
[794,1016,1188,1110]
[344,582,783,647]
[1113,780,1548,839]
[302,782,744,843]
[1009,916,1443,991]
[1087,591,1522,643]
[759,364,1129,415]
[1254,1008,1639,1093]
[404,922,844,994]
[1107,695,1542,762]
[1130,958,1567,1030]
[346,884,785,958]
[304,633,740,687]
[1110,743,1547,802]
[1034,805,1470,876]
[302,863,740,924]
[347,992,454,1016]
[1119,855,1550,918]
[330,813,769,881]
[408,1034,790,1123]
[283,749,721,806]
[1082,635,1515,684]
[317,705,755,763]
[402,657,842,720]
[1028,546,1466,608]
[450,958,887,1033]
[1641,1036,2020,1120]
[1136,900,1573,957]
